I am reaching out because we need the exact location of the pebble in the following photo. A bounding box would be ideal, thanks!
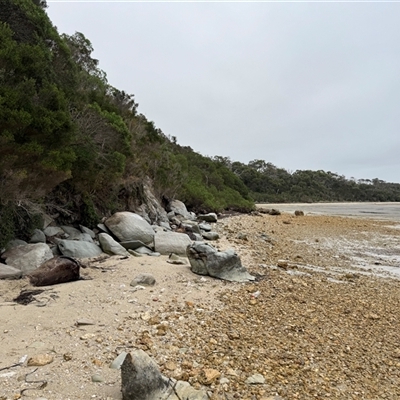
[245,373,265,384]
[130,273,156,287]
[76,319,95,326]
[91,374,104,383]
[198,368,221,385]
[80,333,96,340]
[164,361,177,371]
[27,354,54,366]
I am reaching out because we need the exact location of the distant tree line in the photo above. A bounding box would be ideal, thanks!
[224,159,400,203]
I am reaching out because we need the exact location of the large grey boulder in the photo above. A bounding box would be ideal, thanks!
[2,243,53,275]
[58,240,103,258]
[121,350,208,400]
[98,233,130,257]
[79,225,96,239]
[154,232,192,255]
[29,229,46,244]
[105,212,155,245]
[0,264,22,280]
[43,226,65,237]
[187,242,255,282]
[167,200,195,221]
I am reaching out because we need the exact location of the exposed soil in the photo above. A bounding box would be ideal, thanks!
[1,212,400,400]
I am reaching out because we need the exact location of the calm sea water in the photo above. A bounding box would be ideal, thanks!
[257,202,400,222]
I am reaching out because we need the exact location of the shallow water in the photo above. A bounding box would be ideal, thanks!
[257,202,400,279]
[257,202,400,221]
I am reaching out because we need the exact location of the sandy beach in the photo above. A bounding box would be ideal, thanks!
[1,210,400,399]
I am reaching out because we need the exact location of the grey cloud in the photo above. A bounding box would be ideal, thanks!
[47,2,400,182]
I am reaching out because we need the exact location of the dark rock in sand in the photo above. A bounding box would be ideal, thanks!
[197,213,218,223]
[269,208,281,215]
[130,273,156,287]
[27,256,84,286]
[121,350,208,400]
[121,351,169,400]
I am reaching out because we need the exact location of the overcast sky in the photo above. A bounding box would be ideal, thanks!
[47,1,400,183]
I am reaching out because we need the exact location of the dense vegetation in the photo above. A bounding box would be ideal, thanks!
[1,0,400,248]
[0,0,253,247]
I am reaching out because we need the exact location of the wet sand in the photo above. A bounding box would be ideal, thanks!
[257,202,400,221]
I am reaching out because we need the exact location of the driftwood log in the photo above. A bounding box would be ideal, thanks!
[27,256,84,286]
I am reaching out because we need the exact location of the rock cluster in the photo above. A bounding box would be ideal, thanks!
[0,198,253,284]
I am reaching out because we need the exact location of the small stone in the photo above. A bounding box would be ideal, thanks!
[227,331,240,340]
[141,312,151,321]
[245,373,265,384]
[80,333,96,340]
[148,316,161,325]
[63,353,72,361]
[165,361,177,371]
[130,273,156,287]
[76,319,95,326]
[277,260,288,269]
[91,374,104,382]
[156,325,168,336]
[199,368,221,385]
[27,354,54,366]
